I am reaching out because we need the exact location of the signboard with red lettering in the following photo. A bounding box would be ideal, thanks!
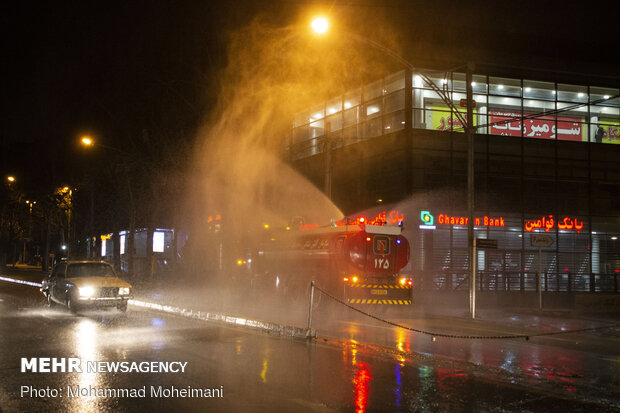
[459,98,476,108]
[601,119,620,144]
[430,105,477,131]
[524,215,584,233]
[489,111,584,141]
[419,211,505,229]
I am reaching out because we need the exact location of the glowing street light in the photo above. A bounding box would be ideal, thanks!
[79,135,125,155]
[310,16,478,318]
[7,176,16,183]
[81,136,94,147]
[311,17,329,34]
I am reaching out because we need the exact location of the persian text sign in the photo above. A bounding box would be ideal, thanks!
[431,105,476,131]
[601,119,620,144]
[490,111,584,141]
[524,215,584,233]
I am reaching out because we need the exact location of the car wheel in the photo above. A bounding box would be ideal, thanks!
[46,293,56,308]
[117,303,128,312]
[67,296,80,314]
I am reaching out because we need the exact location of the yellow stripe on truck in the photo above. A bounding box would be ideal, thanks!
[349,284,410,290]
[346,298,412,305]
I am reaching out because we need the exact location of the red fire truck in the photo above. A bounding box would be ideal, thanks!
[250,212,412,305]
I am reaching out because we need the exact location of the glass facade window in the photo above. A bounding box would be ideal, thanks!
[384,110,405,133]
[523,80,555,101]
[344,106,360,127]
[326,96,342,117]
[291,69,620,159]
[489,77,521,97]
[384,71,405,94]
[365,98,382,118]
[450,72,466,92]
[558,83,588,103]
[422,75,448,91]
[344,88,361,109]
[325,113,342,133]
[384,89,404,113]
[362,117,382,138]
[288,68,620,295]
[365,79,383,100]
[471,75,488,94]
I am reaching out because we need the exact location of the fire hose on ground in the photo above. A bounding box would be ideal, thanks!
[305,281,620,341]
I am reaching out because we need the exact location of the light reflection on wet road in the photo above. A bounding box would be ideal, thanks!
[1,279,619,412]
[314,308,620,399]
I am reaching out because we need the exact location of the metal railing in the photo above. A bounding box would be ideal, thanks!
[424,271,619,293]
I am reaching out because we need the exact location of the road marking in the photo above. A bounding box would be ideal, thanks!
[0,276,43,288]
[599,356,620,364]
[129,299,314,339]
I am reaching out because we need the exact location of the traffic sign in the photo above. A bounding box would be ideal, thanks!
[530,234,554,247]
[475,239,497,249]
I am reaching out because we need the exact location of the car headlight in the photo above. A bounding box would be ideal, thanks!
[118,287,131,296]
[79,286,96,297]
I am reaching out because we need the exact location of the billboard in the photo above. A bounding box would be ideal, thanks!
[600,119,620,144]
[489,110,585,141]
[429,105,477,131]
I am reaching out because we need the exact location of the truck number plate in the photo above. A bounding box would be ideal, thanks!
[374,258,390,269]
[370,289,388,295]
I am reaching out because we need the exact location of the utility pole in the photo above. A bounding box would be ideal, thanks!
[466,62,476,318]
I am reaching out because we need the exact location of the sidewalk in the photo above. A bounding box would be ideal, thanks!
[130,277,620,344]
[1,263,45,272]
[0,264,46,281]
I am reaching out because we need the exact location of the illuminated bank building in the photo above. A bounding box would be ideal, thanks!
[290,70,619,299]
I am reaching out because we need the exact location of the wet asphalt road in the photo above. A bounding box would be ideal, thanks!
[1,273,620,412]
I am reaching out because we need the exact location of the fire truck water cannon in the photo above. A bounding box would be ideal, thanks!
[252,210,413,306]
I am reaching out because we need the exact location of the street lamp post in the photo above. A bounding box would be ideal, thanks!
[24,200,36,264]
[312,18,478,317]
[80,136,137,275]
[466,63,476,318]
[4,176,17,266]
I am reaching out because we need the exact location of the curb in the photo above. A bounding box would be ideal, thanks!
[129,299,317,340]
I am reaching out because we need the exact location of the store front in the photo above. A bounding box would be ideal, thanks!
[405,208,619,294]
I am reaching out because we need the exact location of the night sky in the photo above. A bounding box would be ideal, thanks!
[2,1,618,194]
[3,1,245,191]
